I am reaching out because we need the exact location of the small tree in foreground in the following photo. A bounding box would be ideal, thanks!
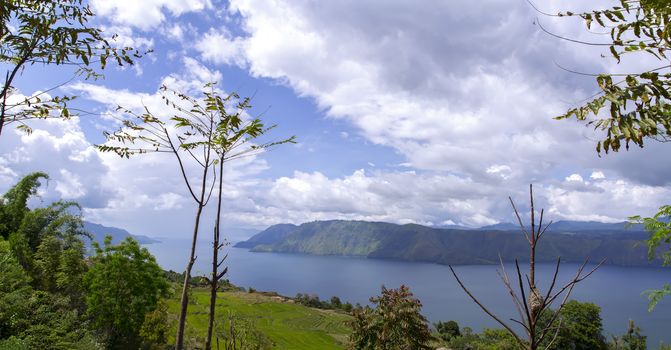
[84,236,169,349]
[99,83,294,350]
[449,185,605,350]
[348,285,434,350]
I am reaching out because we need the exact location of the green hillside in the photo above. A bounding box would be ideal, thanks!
[237,220,657,267]
[167,289,352,349]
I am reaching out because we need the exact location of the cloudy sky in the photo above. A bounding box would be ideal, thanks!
[1,0,670,240]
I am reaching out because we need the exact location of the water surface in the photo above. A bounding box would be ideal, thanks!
[145,238,671,347]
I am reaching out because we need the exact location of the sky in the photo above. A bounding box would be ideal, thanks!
[1,0,670,240]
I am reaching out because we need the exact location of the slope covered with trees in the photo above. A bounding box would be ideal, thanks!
[237,220,656,266]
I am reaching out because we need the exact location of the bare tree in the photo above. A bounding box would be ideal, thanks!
[449,185,605,350]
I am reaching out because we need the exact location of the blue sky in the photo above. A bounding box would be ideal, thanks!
[2,0,670,240]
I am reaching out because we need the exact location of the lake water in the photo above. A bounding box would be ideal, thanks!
[145,238,671,347]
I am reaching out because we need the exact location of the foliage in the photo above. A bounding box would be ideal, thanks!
[0,240,32,339]
[84,236,169,349]
[554,1,671,154]
[0,0,142,136]
[630,205,671,310]
[609,320,647,350]
[348,285,434,350]
[8,200,89,291]
[0,172,48,239]
[435,320,461,341]
[139,299,172,350]
[538,300,607,350]
[294,293,354,312]
[0,174,95,348]
[11,291,97,349]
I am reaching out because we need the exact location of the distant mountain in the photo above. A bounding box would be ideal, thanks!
[83,221,160,245]
[235,220,655,267]
[478,220,642,232]
[234,224,297,248]
[478,222,519,231]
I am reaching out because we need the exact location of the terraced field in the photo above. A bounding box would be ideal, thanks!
[167,289,352,349]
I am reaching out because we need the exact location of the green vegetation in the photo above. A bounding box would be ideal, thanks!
[630,206,671,310]
[239,220,655,267]
[439,302,653,350]
[84,236,170,349]
[348,285,434,350]
[166,288,352,350]
[0,173,170,349]
[0,0,141,137]
[554,1,671,154]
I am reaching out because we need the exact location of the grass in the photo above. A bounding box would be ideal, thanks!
[166,288,352,349]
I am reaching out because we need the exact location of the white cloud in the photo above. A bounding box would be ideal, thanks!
[544,179,671,222]
[91,0,212,30]
[590,171,606,180]
[0,118,112,209]
[225,0,610,182]
[196,28,247,66]
[565,173,584,182]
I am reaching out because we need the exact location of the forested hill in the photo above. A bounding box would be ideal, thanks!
[234,220,658,267]
[83,221,160,245]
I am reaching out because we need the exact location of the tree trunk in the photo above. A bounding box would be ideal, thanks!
[175,203,204,350]
[206,159,225,350]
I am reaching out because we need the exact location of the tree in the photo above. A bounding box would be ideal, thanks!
[629,205,671,310]
[539,300,607,350]
[0,239,32,339]
[99,83,294,350]
[435,320,460,341]
[84,236,169,349]
[0,0,141,137]
[348,285,434,350]
[0,172,89,295]
[609,320,647,350]
[0,172,48,239]
[139,299,172,350]
[541,0,671,154]
[330,296,342,309]
[449,185,604,350]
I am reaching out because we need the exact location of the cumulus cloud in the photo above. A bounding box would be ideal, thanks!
[196,28,247,66]
[195,0,671,225]
[221,0,605,182]
[0,118,112,209]
[91,0,212,30]
[5,0,669,237]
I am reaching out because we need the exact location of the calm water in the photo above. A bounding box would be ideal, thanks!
[145,238,671,347]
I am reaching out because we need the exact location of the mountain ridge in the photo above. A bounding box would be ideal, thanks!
[235,220,655,267]
[83,221,160,245]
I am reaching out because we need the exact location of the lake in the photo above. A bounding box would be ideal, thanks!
[145,238,671,347]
